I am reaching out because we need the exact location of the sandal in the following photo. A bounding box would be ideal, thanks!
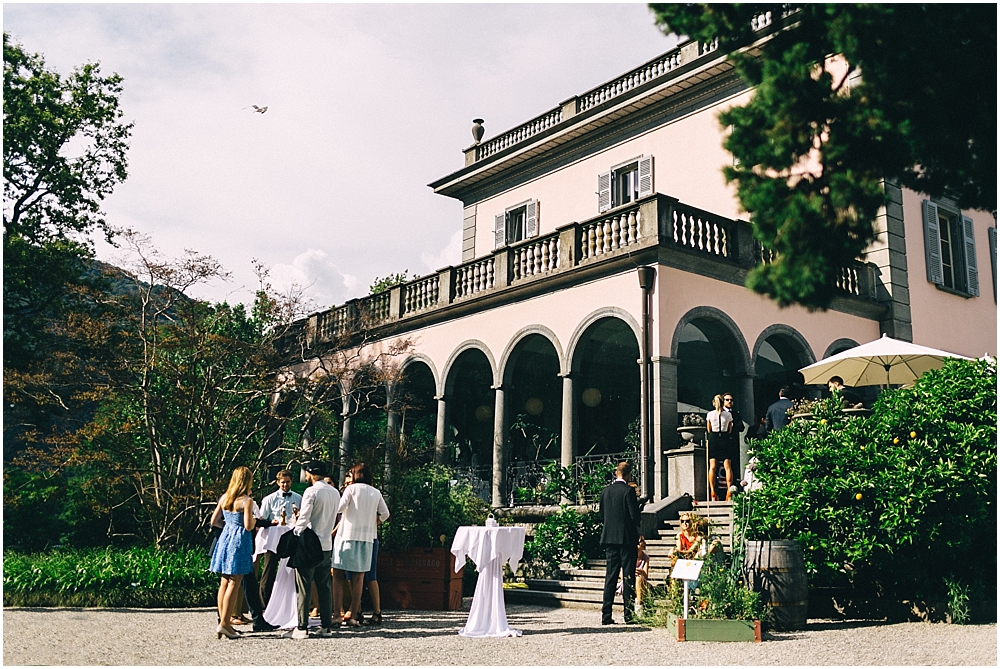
[363,613,382,626]
[346,618,361,628]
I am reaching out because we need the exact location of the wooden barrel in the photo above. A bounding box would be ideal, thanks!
[744,540,809,630]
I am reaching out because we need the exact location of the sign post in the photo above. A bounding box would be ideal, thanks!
[669,559,704,620]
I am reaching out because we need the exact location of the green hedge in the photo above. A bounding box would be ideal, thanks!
[3,547,217,607]
[738,358,997,605]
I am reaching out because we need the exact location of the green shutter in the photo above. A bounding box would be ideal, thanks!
[922,200,943,285]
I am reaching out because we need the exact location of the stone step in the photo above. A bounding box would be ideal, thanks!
[504,587,624,610]
[524,578,604,592]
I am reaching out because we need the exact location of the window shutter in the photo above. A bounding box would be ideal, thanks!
[989,227,997,301]
[962,215,979,297]
[597,171,611,213]
[494,213,507,249]
[525,200,539,238]
[637,155,654,198]
[922,200,943,285]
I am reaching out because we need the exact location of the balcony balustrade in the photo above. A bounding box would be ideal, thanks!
[285,192,877,354]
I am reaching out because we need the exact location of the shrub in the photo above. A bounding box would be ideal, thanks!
[737,358,997,605]
[381,463,490,553]
[523,506,602,577]
[3,546,216,607]
[658,553,767,623]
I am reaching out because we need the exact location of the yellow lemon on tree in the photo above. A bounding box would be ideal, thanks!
[820,418,828,425]
[910,431,917,439]
[855,493,863,501]
[893,437,900,444]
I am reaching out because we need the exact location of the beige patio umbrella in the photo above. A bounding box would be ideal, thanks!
[799,334,971,387]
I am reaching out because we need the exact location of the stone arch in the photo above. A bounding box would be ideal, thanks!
[750,324,816,377]
[398,353,440,394]
[498,325,565,386]
[568,313,642,458]
[669,306,752,374]
[441,340,498,396]
[670,306,752,420]
[823,338,861,359]
[566,307,643,375]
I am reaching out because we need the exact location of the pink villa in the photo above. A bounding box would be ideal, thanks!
[283,17,997,508]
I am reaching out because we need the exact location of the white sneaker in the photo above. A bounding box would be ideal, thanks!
[281,628,309,639]
[314,628,335,638]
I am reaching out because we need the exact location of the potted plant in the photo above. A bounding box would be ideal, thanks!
[379,463,490,610]
[662,550,767,642]
[678,413,707,443]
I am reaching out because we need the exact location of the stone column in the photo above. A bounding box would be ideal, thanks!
[491,385,505,508]
[385,385,400,481]
[651,356,680,500]
[339,394,353,483]
[559,374,575,469]
[434,395,449,464]
[559,373,575,505]
[737,374,755,473]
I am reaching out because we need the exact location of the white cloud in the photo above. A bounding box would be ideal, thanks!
[4,4,678,309]
[421,229,463,274]
[268,248,356,310]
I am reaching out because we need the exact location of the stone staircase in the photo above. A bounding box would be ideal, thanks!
[506,501,734,610]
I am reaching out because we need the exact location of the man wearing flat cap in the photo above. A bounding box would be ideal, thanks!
[285,460,340,639]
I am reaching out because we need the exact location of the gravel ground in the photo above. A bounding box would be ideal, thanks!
[2,603,995,666]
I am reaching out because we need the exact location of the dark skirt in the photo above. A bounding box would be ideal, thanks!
[708,431,736,464]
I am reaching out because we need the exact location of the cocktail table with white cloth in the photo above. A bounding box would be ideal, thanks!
[450,525,526,637]
[254,524,303,630]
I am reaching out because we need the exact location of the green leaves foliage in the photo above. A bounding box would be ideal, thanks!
[381,464,490,553]
[2,547,216,607]
[649,5,996,309]
[737,358,997,603]
[523,507,603,577]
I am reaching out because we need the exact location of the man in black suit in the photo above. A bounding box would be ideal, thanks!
[765,386,794,433]
[599,461,642,625]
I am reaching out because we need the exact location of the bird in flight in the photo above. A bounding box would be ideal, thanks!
[243,105,268,114]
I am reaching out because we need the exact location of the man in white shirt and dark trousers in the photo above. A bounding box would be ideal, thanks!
[286,461,340,639]
[257,470,302,608]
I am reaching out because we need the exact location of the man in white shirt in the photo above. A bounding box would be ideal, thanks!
[257,470,302,609]
[286,460,340,639]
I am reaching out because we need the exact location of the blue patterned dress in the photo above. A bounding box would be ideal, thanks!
[209,509,253,576]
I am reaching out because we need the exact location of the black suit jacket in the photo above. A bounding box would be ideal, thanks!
[599,480,641,546]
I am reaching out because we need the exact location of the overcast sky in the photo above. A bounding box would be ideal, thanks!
[4,3,679,311]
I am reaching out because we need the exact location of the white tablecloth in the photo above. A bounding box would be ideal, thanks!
[255,525,298,629]
[450,526,526,638]
[254,523,291,558]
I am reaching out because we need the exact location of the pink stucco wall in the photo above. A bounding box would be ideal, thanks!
[472,89,752,258]
[654,266,881,364]
[901,188,997,357]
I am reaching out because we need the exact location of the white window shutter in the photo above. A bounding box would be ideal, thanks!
[962,215,979,297]
[494,213,507,249]
[989,227,997,301]
[597,171,611,213]
[525,200,539,238]
[922,200,943,285]
[637,155,654,198]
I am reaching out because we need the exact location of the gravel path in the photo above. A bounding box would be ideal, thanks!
[3,603,995,666]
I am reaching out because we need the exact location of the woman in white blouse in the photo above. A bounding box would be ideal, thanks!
[705,394,734,501]
[332,462,390,626]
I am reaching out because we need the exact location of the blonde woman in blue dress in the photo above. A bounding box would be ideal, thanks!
[209,466,257,639]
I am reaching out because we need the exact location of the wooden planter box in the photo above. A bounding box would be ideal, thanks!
[667,612,762,642]
[378,547,465,611]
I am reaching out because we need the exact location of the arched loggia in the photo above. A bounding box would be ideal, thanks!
[751,325,816,421]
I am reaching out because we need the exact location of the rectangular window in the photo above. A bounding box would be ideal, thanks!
[939,209,958,290]
[922,199,979,297]
[494,200,539,249]
[613,163,639,207]
[597,155,654,213]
